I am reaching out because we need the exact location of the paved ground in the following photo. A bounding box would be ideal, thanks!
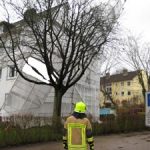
[1,131,150,150]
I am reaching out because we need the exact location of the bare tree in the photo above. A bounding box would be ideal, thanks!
[0,0,125,124]
[119,34,150,101]
[100,45,120,107]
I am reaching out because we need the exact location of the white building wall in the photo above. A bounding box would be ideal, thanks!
[0,66,16,107]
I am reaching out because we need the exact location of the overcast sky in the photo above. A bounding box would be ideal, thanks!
[0,0,149,42]
[120,0,150,43]
[0,0,150,74]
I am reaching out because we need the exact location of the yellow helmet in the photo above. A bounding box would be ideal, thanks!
[74,101,86,113]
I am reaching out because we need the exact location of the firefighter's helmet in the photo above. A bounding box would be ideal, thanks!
[74,101,86,113]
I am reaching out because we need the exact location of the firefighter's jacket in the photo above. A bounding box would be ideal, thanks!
[63,113,94,150]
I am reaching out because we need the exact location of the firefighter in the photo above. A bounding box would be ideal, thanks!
[63,101,94,150]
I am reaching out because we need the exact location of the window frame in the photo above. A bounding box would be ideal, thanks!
[7,65,17,79]
[121,91,124,96]
[121,82,124,86]
[128,91,131,95]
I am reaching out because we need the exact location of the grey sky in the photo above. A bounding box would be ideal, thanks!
[1,0,149,42]
[120,0,150,43]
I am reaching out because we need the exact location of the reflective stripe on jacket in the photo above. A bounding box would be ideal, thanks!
[64,115,93,150]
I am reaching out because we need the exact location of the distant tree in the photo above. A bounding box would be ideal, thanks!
[100,47,120,107]
[0,0,125,125]
[119,34,150,101]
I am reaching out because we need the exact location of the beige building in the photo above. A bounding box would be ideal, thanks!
[100,69,148,107]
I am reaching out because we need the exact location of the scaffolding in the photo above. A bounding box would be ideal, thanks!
[2,61,100,121]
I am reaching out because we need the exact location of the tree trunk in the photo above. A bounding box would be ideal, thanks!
[52,88,63,128]
[138,72,146,103]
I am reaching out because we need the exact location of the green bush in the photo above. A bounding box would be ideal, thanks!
[0,125,62,148]
[92,107,147,136]
[0,111,148,148]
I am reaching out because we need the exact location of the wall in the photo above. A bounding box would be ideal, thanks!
[112,71,148,104]
[0,66,16,107]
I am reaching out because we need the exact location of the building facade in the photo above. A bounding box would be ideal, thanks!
[100,69,148,107]
[0,8,100,120]
[0,66,17,107]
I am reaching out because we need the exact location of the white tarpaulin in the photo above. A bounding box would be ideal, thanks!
[2,57,100,120]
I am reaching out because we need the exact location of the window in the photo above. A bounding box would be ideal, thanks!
[106,87,112,94]
[127,81,131,86]
[105,83,111,94]
[128,91,131,95]
[121,91,124,96]
[8,66,17,78]
[121,82,124,86]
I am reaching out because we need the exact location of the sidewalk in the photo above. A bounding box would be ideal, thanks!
[1,131,150,150]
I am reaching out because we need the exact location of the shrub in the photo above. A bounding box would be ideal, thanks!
[0,124,62,148]
[93,104,147,135]
[0,114,62,148]
[0,109,148,148]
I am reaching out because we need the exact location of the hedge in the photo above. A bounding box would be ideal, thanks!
[0,113,149,148]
